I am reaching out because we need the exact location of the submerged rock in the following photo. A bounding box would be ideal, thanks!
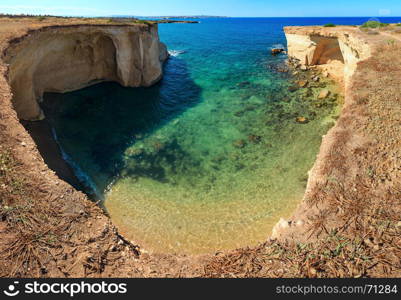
[233,139,247,149]
[288,85,299,93]
[245,104,258,111]
[318,89,331,99]
[297,80,308,88]
[276,66,289,73]
[247,97,264,106]
[248,135,262,144]
[237,81,251,87]
[295,117,309,124]
[267,62,289,73]
[153,141,165,152]
[128,148,145,157]
[234,111,244,117]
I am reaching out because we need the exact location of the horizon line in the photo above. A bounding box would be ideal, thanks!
[1,13,401,18]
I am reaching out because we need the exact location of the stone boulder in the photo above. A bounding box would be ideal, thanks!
[318,89,331,99]
[297,80,308,88]
[271,48,285,55]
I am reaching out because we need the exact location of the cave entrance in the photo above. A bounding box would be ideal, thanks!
[12,33,119,195]
[307,36,345,84]
[309,36,344,65]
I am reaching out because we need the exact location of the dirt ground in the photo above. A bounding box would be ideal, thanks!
[0,17,400,278]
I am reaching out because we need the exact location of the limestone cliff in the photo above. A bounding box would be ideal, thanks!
[3,24,168,120]
[284,26,372,87]
[272,26,400,241]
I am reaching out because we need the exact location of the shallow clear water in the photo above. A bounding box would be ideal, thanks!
[42,17,399,254]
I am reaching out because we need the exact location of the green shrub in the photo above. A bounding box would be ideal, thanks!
[323,23,336,27]
[134,19,152,25]
[36,16,46,22]
[387,39,396,46]
[360,21,389,28]
[397,23,401,27]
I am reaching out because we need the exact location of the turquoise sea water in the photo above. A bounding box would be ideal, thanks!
[43,17,401,254]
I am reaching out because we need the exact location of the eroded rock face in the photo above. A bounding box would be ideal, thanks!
[284,27,372,87]
[159,42,169,63]
[4,25,168,120]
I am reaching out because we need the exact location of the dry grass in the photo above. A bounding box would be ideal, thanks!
[0,14,156,27]
[0,142,140,277]
[0,147,74,276]
[203,194,401,278]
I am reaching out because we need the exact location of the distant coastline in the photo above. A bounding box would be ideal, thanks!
[113,15,228,18]
[155,19,200,24]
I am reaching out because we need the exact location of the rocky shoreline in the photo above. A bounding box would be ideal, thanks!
[267,25,401,244]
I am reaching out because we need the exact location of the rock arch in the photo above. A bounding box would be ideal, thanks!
[309,36,345,65]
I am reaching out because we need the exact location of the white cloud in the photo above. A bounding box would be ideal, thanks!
[379,9,391,16]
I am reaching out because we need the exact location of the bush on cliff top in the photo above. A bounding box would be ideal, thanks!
[323,23,336,27]
[360,21,389,28]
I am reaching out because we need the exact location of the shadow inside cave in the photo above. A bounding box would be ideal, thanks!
[309,36,345,65]
[23,55,202,200]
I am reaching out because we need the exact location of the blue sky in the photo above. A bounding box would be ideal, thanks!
[0,0,400,17]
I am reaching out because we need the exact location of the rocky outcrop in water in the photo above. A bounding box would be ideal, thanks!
[271,48,285,55]
[4,24,168,120]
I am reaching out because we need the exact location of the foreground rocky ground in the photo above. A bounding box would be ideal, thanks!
[0,18,400,277]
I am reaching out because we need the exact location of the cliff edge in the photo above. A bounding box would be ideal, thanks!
[284,26,375,87]
[268,25,401,252]
[2,19,168,120]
